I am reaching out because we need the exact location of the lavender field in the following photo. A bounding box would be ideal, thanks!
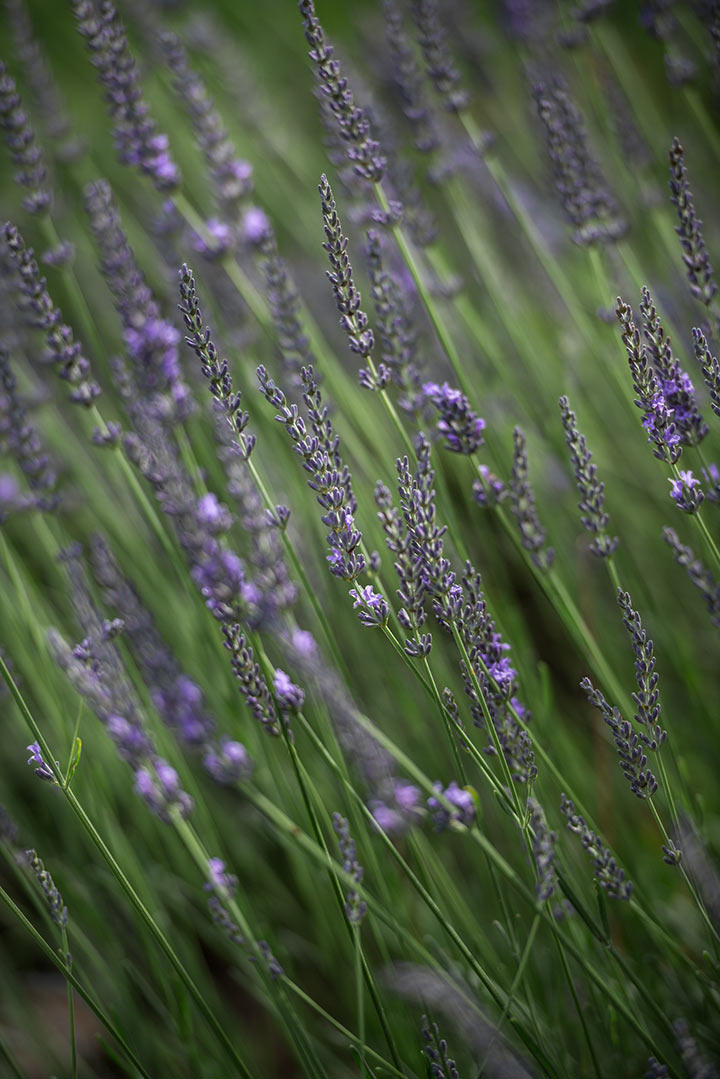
[1,0,719,1075]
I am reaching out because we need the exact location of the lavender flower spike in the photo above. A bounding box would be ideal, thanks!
[73,0,180,191]
[299,1,385,182]
[0,349,60,513]
[528,797,557,902]
[26,850,68,926]
[423,381,485,454]
[509,427,554,570]
[3,224,100,405]
[383,1,441,154]
[617,589,667,750]
[581,676,658,799]
[663,527,720,633]
[410,0,469,113]
[365,230,422,410]
[332,813,367,924]
[669,138,716,306]
[559,395,618,556]
[693,328,720,423]
[561,794,632,900]
[0,59,51,215]
[421,1014,460,1079]
[319,175,375,371]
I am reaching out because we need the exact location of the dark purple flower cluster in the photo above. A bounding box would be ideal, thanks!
[332,813,367,924]
[639,288,707,448]
[561,794,632,900]
[581,676,658,799]
[509,427,554,571]
[85,182,189,415]
[427,781,476,831]
[616,297,681,464]
[258,363,365,580]
[533,77,626,246]
[0,59,51,215]
[0,349,59,514]
[319,174,375,368]
[73,0,180,191]
[559,395,618,557]
[299,0,385,182]
[3,223,100,405]
[457,562,537,783]
[409,0,469,114]
[669,138,716,307]
[663,527,720,633]
[375,478,431,656]
[421,1014,460,1079]
[161,32,252,233]
[90,534,253,785]
[422,381,485,454]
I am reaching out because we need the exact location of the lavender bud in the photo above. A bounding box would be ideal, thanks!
[25,849,67,926]
[349,583,389,627]
[421,1014,460,1079]
[473,464,507,508]
[559,395,618,556]
[669,138,716,306]
[581,677,658,799]
[332,812,367,924]
[422,381,485,454]
[26,742,58,783]
[663,527,720,633]
[319,175,374,361]
[222,624,280,736]
[693,328,720,422]
[410,0,469,113]
[561,794,632,899]
[528,797,557,901]
[509,427,554,570]
[0,348,59,512]
[0,59,51,214]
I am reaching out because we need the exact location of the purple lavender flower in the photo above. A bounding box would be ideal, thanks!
[258,363,365,580]
[203,739,253,785]
[319,174,375,368]
[422,381,485,454]
[0,59,51,214]
[509,427,554,570]
[160,32,250,223]
[332,813,366,923]
[581,677,658,799]
[26,742,58,783]
[427,781,476,831]
[242,207,271,247]
[73,0,180,190]
[299,0,385,182]
[410,0,469,113]
[135,759,193,821]
[369,780,423,834]
[349,584,389,627]
[616,297,681,463]
[639,289,707,447]
[561,794,632,899]
[222,624,280,736]
[273,669,305,714]
[534,77,626,246]
[25,850,67,926]
[559,395,618,556]
[669,470,704,514]
[3,223,100,405]
[669,138,716,306]
[473,464,507,508]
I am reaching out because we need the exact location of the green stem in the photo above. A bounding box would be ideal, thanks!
[61,925,78,1079]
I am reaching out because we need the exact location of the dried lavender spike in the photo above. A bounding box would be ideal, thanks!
[25,849,67,926]
[332,813,367,923]
[421,1014,461,1079]
[559,395,618,556]
[693,328,720,422]
[410,0,469,113]
[528,797,557,902]
[319,174,374,367]
[669,138,717,307]
[663,527,720,633]
[581,677,658,799]
[0,58,51,214]
[560,794,632,899]
[383,0,441,153]
[222,624,281,736]
[639,289,707,447]
[0,348,59,512]
[257,363,365,580]
[160,32,251,228]
[375,477,431,656]
[533,76,626,246]
[2,223,100,405]
[73,0,180,191]
[178,264,255,460]
[508,427,554,571]
[617,589,667,750]
[616,296,680,464]
[299,0,385,182]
